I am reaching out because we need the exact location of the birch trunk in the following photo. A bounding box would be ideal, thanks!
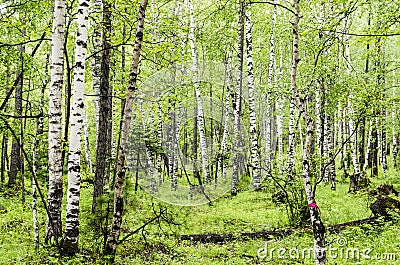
[171,104,182,190]
[46,0,66,244]
[326,115,336,190]
[105,0,148,257]
[381,110,387,171]
[291,1,326,264]
[344,14,360,177]
[157,104,163,184]
[245,9,260,190]
[232,0,245,196]
[63,0,90,253]
[364,120,373,172]
[287,96,295,179]
[188,0,211,184]
[337,103,344,168]
[265,1,277,176]
[315,82,323,169]
[149,0,161,194]
[360,15,370,170]
[220,54,232,181]
[91,0,102,142]
[276,49,284,177]
[140,100,157,194]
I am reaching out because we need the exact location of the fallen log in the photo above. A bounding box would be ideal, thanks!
[180,217,379,243]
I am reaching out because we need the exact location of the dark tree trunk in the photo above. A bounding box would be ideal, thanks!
[61,17,74,173]
[1,135,8,183]
[93,0,112,213]
[8,54,24,187]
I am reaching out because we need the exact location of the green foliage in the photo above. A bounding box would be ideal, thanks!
[1,172,399,264]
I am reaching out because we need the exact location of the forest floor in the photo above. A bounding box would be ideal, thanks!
[0,168,399,265]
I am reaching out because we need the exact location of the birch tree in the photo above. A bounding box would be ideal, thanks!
[91,0,102,141]
[276,49,284,177]
[393,90,398,167]
[105,0,149,257]
[46,0,66,244]
[265,0,277,177]
[344,14,360,178]
[245,8,261,190]
[63,0,90,254]
[220,53,232,181]
[188,0,211,184]
[231,0,245,196]
[291,1,326,263]
[287,96,295,179]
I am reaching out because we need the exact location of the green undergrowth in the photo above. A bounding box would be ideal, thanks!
[0,168,399,264]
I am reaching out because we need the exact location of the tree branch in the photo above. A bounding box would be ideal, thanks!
[117,208,167,245]
[0,29,48,112]
[248,1,295,15]
[0,38,51,49]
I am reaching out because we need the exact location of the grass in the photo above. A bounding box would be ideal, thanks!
[0,167,399,264]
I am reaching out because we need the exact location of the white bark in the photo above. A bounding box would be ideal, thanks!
[245,9,261,190]
[188,0,211,184]
[91,0,102,142]
[157,103,163,184]
[381,110,388,171]
[46,0,66,244]
[221,54,232,180]
[276,48,284,177]
[232,0,245,195]
[344,14,359,175]
[315,85,323,161]
[140,100,157,194]
[265,1,277,176]
[171,104,182,190]
[364,120,373,172]
[327,115,336,190]
[337,102,344,168]
[287,96,295,179]
[376,116,381,167]
[64,0,90,252]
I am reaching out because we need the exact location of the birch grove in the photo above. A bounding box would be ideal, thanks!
[1,0,400,263]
